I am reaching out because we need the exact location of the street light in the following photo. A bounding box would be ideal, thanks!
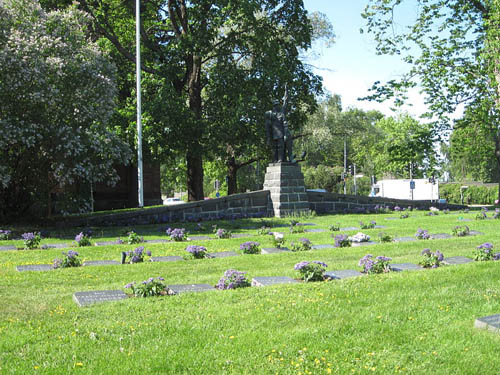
[136,0,144,208]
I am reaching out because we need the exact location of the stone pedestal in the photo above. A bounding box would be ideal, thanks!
[263,162,310,217]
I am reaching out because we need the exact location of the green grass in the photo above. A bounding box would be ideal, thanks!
[1,211,500,374]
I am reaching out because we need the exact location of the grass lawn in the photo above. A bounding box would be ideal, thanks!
[1,210,500,374]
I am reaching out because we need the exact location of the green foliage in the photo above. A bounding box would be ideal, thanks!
[127,231,144,245]
[302,164,341,192]
[452,225,470,237]
[439,183,498,204]
[125,277,171,298]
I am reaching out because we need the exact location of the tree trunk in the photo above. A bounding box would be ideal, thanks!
[186,149,204,201]
[227,157,239,195]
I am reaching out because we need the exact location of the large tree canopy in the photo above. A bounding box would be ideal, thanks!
[362,0,500,197]
[57,0,323,201]
[0,0,131,221]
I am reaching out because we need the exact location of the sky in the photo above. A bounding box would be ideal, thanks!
[302,0,428,118]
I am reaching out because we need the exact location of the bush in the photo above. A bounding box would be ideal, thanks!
[127,231,144,244]
[185,245,208,259]
[215,270,251,290]
[0,229,12,240]
[473,243,500,261]
[452,225,470,237]
[334,234,351,248]
[239,241,261,254]
[419,248,444,268]
[124,246,151,263]
[439,183,497,205]
[290,238,312,252]
[125,277,172,297]
[22,232,41,249]
[74,232,92,247]
[53,250,82,268]
[294,261,328,282]
[166,227,188,241]
[359,254,391,274]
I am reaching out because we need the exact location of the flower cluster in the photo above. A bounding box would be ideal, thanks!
[53,250,82,268]
[393,206,401,211]
[452,225,470,237]
[415,228,430,240]
[114,238,124,245]
[289,221,305,234]
[185,245,208,259]
[378,232,393,243]
[127,231,144,244]
[473,243,500,261]
[166,227,188,241]
[334,234,351,248]
[475,210,487,220]
[494,208,500,219]
[328,223,340,232]
[215,269,251,290]
[0,230,12,240]
[239,241,261,254]
[400,213,409,219]
[214,228,232,239]
[22,232,41,249]
[257,226,271,235]
[350,232,371,243]
[419,248,444,268]
[359,220,376,229]
[124,246,151,263]
[125,277,172,297]
[74,232,92,247]
[359,254,391,274]
[291,238,312,252]
[272,232,286,248]
[294,261,328,282]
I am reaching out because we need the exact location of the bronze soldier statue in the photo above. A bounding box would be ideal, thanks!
[265,88,295,163]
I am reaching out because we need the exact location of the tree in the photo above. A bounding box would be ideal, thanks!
[62,0,320,202]
[362,0,500,198]
[0,0,131,221]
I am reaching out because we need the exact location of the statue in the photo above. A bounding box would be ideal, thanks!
[265,87,295,163]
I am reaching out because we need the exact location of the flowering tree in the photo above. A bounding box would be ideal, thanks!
[0,0,130,220]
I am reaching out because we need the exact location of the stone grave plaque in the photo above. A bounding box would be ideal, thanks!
[16,264,53,272]
[351,241,377,247]
[374,225,387,229]
[304,228,326,233]
[458,218,472,222]
[385,217,399,220]
[189,236,213,241]
[262,247,290,254]
[207,251,240,258]
[390,263,423,272]
[394,237,417,243]
[83,260,120,266]
[231,233,252,239]
[150,256,183,262]
[312,244,335,250]
[145,239,171,244]
[251,276,299,287]
[168,284,214,294]
[45,243,70,249]
[324,270,363,280]
[297,223,316,226]
[0,245,17,251]
[442,256,474,265]
[340,227,360,231]
[475,314,500,332]
[73,290,128,307]
[94,241,118,246]
[430,233,453,240]
[469,231,484,236]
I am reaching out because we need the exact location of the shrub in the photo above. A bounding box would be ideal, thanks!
[360,220,376,229]
[185,245,208,259]
[214,228,232,239]
[272,232,286,248]
[257,226,271,235]
[74,232,92,247]
[124,277,173,297]
[473,243,500,261]
[378,232,393,243]
[394,206,401,211]
[289,221,305,234]
[124,246,151,263]
[239,241,261,254]
[127,231,144,244]
[334,234,351,248]
[215,270,251,290]
[359,254,391,274]
[291,238,312,252]
[22,232,41,249]
[439,183,497,205]
[53,250,82,268]
[452,225,470,237]
[294,261,328,282]
[166,227,188,241]
[400,213,409,219]
[328,223,340,232]
[0,229,12,240]
[419,248,444,268]
[475,211,487,220]
[415,228,430,240]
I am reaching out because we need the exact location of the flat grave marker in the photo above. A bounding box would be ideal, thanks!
[374,225,387,229]
[189,236,213,241]
[0,245,17,251]
[94,241,120,246]
[45,243,70,249]
[73,290,128,307]
[475,314,500,333]
[390,263,423,272]
[231,233,253,239]
[469,230,484,236]
[83,260,120,266]
[458,218,472,222]
[207,251,240,258]
[251,276,299,287]
[385,217,399,220]
[16,264,53,272]
[297,223,316,226]
[351,241,377,247]
[430,233,453,240]
[168,284,214,294]
[304,228,326,233]
[150,256,183,262]
[312,244,335,250]
[262,247,290,254]
[442,256,474,266]
[324,270,363,280]
[340,227,360,231]
[145,239,171,244]
[394,237,417,243]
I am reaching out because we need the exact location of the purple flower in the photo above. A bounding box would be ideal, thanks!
[115,238,124,245]
[394,206,401,211]
[376,255,392,262]
[313,260,328,268]
[477,243,493,250]
[294,261,311,271]
[22,232,36,241]
[124,282,135,288]
[421,248,431,256]
[75,232,84,243]
[216,269,250,290]
[146,250,152,256]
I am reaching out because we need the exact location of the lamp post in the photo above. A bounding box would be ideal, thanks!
[136,0,144,208]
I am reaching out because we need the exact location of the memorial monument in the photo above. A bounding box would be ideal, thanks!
[263,87,309,217]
